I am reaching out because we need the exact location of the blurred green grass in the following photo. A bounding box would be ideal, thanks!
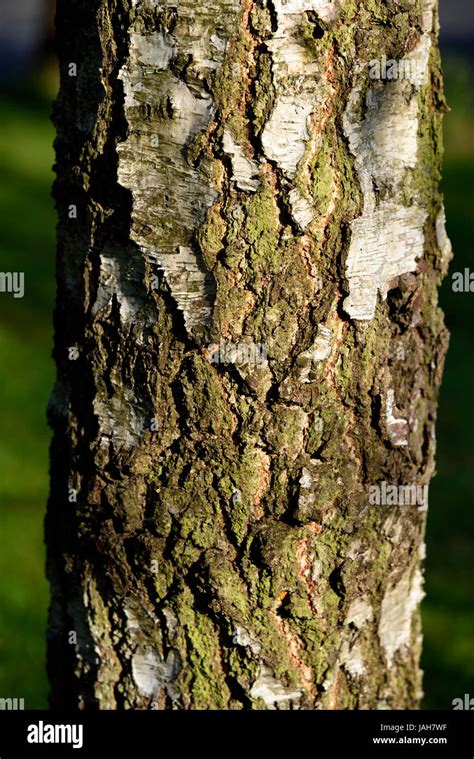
[0,79,55,708]
[421,53,474,709]
[0,53,473,709]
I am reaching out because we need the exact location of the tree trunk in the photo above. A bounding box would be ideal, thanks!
[47,0,451,710]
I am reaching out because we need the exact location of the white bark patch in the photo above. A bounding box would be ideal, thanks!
[92,255,143,323]
[343,202,427,321]
[299,468,314,490]
[345,597,374,630]
[132,648,182,702]
[94,390,146,451]
[341,642,366,677]
[250,665,304,709]
[310,0,339,22]
[92,253,150,451]
[298,467,315,512]
[289,188,315,230]
[222,130,260,192]
[232,626,262,655]
[378,568,425,667]
[117,2,243,338]
[163,608,179,641]
[148,245,214,333]
[262,96,314,178]
[271,0,339,27]
[118,65,216,337]
[309,325,332,361]
[346,90,419,197]
[421,0,436,33]
[132,650,163,698]
[343,32,432,321]
[419,541,427,561]
[128,31,176,72]
[297,325,333,382]
[386,388,409,447]
[312,558,323,580]
[403,34,431,89]
[436,207,453,269]
[261,2,325,179]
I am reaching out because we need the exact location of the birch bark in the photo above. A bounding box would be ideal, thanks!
[47,0,450,709]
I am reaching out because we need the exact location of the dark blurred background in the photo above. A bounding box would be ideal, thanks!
[0,0,472,709]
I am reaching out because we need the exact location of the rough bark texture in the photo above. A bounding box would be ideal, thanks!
[47,0,451,710]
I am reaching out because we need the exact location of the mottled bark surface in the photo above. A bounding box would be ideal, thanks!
[47,0,450,709]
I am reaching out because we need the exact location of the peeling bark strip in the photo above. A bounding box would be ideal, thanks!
[342,25,433,321]
[117,2,243,337]
[48,0,450,710]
